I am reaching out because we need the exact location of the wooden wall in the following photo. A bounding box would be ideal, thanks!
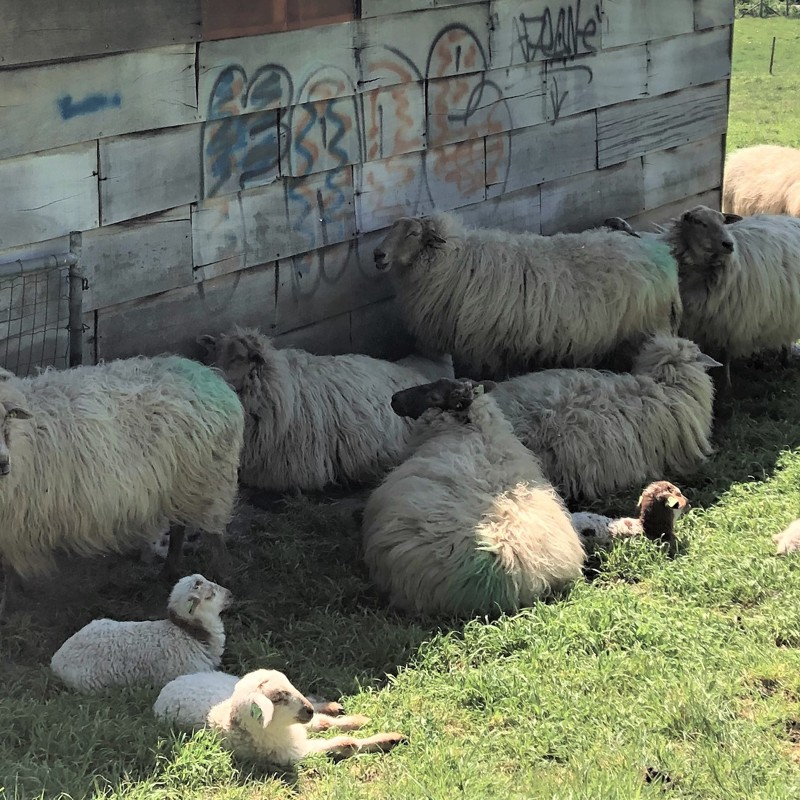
[0,0,735,365]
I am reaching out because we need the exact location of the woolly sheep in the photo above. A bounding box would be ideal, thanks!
[365,379,585,617]
[373,212,682,379]
[197,327,453,493]
[571,481,689,556]
[773,520,800,556]
[50,574,232,692]
[153,669,406,766]
[723,144,800,217]
[0,356,244,616]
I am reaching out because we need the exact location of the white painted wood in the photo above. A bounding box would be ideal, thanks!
[626,188,721,230]
[694,0,735,30]
[647,27,731,97]
[99,125,202,226]
[597,81,728,168]
[0,144,99,251]
[643,135,724,209]
[361,0,432,17]
[361,82,427,162]
[455,184,541,234]
[603,0,694,47]
[0,45,198,162]
[540,159,645,234]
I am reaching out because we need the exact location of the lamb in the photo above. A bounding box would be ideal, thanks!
[373,212,682,379]
[723,144,800,217]
[153,668,406,766]
[0,356,244,616]
[50,574,232,692]
[773,520,800,556]
[365,378,586,617]
[571,481,690,557]
[196,327,453,493]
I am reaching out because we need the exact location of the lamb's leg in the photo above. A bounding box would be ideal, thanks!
[304,732,407,759]
[161,526,186,581]
[307,713,370,732]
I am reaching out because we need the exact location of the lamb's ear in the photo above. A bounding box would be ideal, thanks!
[187,592,201,615]
[695,352,723,369]
[245,695,274,728]
[723,213,743,225]
[196,334,217,355]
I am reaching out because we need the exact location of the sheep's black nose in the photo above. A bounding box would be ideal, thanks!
[722,240,734,252]
[0,461,9,476]
[298,705,314,723]
[374,249,388,269]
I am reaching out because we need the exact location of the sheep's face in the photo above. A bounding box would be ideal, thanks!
[0,376,33,478]
[391,378,497,419]
[637,481,690,523]
[633,335,722,374]
[169,573,233,622]
[374,217,445,271]
[677,205,743,263]
[232,670,315,734]
[197,331,267,392]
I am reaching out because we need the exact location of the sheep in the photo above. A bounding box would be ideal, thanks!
[153,668,406,766]
[373,212,682,379]
[723,144,800,217]
[50,574,232,692]
[571,481,690,557]
[365,378,586,617]
[773,520,800,556]
[0,356,244,617]
[196,327,453,493]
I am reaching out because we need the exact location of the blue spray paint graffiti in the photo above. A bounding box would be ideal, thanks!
[57,92,122,120]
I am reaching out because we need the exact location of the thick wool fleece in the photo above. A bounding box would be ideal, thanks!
[723,145,800,217]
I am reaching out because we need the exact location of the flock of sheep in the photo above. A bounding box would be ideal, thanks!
[2,142,800,771]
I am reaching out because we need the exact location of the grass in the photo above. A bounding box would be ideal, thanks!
[4,16,800,800]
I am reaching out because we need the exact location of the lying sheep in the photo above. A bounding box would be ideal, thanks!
[50,574,232,692]
[773,520,800,556]
[154,669,406,766]
[723,144,800,217]
[373,213,682,379]
[0,357,244,615]
[571,481,689,556]
[197,327,453,493]
[366,379,585,617]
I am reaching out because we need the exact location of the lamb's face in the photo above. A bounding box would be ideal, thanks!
[637,481,689,523]
[677,205,742,263]
[374,217,428,271]
[169,573,233,622]
[391,378,496,419]
[198,332,267,392]
[0,378,33,478]
[233,669,315,733]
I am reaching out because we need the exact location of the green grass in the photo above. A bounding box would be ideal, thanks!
[5,16,800,800]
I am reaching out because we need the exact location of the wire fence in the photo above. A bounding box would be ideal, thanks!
[736,1,800,16]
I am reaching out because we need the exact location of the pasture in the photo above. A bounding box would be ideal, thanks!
[2,16,800,800]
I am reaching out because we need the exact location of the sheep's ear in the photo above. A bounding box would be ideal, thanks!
[723,213,743,225]
[196,334,217,354]
[237,337,266,366]
[247,696,274,728]
[6,406,32,420]
[422,219,446,246]
[478,380,497,394]
[695,353,723,368]
[666,496,680,508]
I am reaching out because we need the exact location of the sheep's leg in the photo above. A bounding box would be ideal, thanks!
[161,526,186,581]
[305,732,406,759]
[306,695,345,717]
[0,561,23,621]
[204,533,230,585]
[307,713,370,732]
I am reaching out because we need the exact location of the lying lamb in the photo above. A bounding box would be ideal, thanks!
[373,212,682,379]
[0,356,244,616]
[197,327,453,493]
[153,669,406,766]
[50,574,232,692]
[366,378,585,617]
[571,481,690,556]
[723,144,800,217]
[773,520,800,556]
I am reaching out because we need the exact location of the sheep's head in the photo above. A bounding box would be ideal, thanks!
[168,573,233,623]
[633,335,722,376]
[636,481,689,556]
[197,329,269,391]
[373,217,446,272]
[391,378,497,420]
[0,370,32,478]
[676,205,743,263]
[230,669,315,734]
[603,217,640,238]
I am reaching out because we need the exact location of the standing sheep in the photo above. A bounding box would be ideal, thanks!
[365,379,586,617]
[154,669,406,766]
[0,356,244,616]
[373,213,682,379]
[723,144,800,217]
[50,574,232,692]
[197,327,453,493]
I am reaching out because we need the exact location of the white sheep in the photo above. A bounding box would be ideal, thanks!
[50,574,232,692]
[723,144,800,217]
[196,327,453,493]
[373,212,682,379]
[153,669,406,766]
[365,379,586,617]
[0,356,244,616]
[571,481,690,556]
[773,520,800,556]
[486,335,719,502]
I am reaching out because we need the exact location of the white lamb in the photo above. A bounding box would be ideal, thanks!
[365,379,586,617]
[50,574,232,692]
[153,669,406,766]
[723,144,800,217]
[197,327,453,493]
[0,356,244,616]
[773,520,800,556]
[373,212,682,379]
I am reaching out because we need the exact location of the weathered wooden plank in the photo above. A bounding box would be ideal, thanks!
[81,207,194,313]
[193,168,356,279]
[273,311,353,355]
[642,135,724,210]
[100,126,202,226]
[361,83,427,162]
[0,0,200,68]
[626,188,721,230]
[544,45,647,122]
[286,0,354,30]
[490,0,603,69]
[201,0,288,39]
[455,184,541,234]
[358,4,491,89]
[0,46,198,162]
[0,144,99,251]
[597,82,728,168]
[350,298,415,361]
[540,159,645,235]
[694,0,735,30]
[647,27,731,97]
[487,111,596,198]
[603,0,694,47]
[427,62,545,147]
[361,0,432,17]
[95,262,278,361]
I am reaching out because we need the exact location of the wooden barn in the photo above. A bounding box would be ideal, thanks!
[0,0,734,371]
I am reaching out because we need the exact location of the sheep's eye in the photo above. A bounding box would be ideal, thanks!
[408,229,421,237]
[7,408,25,419]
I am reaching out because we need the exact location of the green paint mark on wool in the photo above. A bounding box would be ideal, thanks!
[159,356,241,413]
[453,545,519,614]
[639,238,678,277]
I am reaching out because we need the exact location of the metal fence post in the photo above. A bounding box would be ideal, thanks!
[68,231,84,368]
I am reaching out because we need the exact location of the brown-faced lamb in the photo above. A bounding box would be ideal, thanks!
[723,144,800,217]
[373,212,682,379]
